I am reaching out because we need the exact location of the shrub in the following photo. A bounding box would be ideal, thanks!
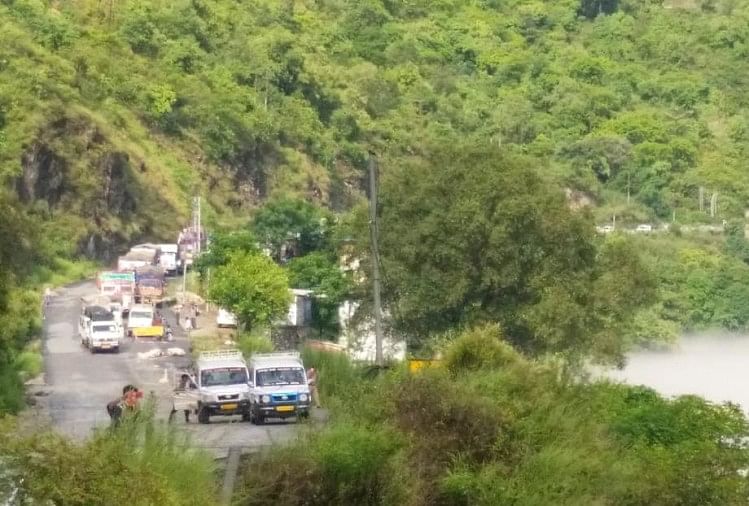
[236,422,407,506]
[443,324,522,375]
[300,346,361,401]
[0,401,216,505]
[238,333,274,358]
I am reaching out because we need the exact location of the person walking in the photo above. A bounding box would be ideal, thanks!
[169,374,195,423]
[42,287,52,320]
[306,367,321,409]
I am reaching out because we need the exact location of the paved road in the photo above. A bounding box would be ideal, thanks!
[36,281,301,458]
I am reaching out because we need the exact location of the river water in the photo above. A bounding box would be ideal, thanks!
[607,332,749,412]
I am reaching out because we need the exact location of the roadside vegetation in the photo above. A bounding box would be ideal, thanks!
[237,327,749,506]
[3,0,749,503]
[0,401,216,505]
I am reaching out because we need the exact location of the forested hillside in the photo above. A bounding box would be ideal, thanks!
[3,0,749,404]
[4,0,749,228]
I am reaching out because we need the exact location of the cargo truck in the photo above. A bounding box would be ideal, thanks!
[117,249,157,271]
[156,244,179,276]
[96,271,136,314]
[134,266,165,304]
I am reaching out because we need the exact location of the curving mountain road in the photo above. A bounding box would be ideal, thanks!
[36,281,303,458]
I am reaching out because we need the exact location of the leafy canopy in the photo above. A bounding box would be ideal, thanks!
[193,230,258,275]
[370,144,655,363]
[252,198,332,262]
[208,252,290,329]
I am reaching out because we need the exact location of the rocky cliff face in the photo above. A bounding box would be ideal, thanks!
[16,143,67,206]
[13,115,176,262]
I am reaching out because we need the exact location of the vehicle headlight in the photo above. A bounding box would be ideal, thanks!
[261,395,271,404]
[299,393,308,402]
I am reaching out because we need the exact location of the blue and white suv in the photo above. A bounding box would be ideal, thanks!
[247,352,311,424]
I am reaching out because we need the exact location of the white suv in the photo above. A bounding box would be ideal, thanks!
[247,352,311,424]
[193,350,252,424]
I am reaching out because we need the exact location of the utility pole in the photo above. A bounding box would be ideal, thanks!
[368,154,384,368]
[196,196,202,254]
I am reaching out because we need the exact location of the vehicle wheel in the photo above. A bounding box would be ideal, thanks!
[241,412,252,422]
[90,347,96,354]
[254,414,265,425]
[198,407,210,424]
[299,410,310,420]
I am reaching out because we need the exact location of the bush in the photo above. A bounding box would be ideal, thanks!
[0,401,216,505]
[301,347,361,401]
[235,422,408,506]
[14,348,42,380]
[238,333,274,358]
[443,324,522,375]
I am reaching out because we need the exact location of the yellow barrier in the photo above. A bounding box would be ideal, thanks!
[132,326,164,338]
[408,359,442,373]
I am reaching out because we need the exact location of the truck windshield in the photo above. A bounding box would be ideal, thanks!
[93,325,117,333]
[129,311,152,320]
[201,367,248,387]
[256,367,305,386]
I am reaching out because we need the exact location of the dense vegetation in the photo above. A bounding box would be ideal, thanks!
[236,329,749,506]
[4,0,749,502]
[0,402,216,505]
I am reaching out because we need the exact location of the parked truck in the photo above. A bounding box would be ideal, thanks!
[96,271,136,314]
[117,249,157,271]
[126,303,165,339]
[79,295,123,353]
[134,266,165,304]
[156,244,179,276]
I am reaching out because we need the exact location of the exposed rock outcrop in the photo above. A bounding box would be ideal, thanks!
[16,143,68,206]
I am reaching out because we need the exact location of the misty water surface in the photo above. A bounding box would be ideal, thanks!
[607,332,749,412]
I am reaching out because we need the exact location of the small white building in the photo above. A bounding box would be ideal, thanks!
[287,289,314,327]
[337,300,406,362]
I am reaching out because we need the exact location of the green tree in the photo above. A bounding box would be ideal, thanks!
[367,144,654,363]
[193,230,259,276]
[252,198,332,262]
[208,252,290,330]
[287,252,351,337]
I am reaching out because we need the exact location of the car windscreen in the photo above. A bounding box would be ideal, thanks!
[201,367,248,387]
[93,325,117,333]
[256,367,305,386]
[129,311,152,320]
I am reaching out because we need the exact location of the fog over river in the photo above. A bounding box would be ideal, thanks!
[607,332,749,412]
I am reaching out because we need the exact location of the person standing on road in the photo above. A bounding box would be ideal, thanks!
[107,384,144,427]
[42,287,52,319]
[169,374,195,423]
[306,367,321,409]
[190,303,198,330]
